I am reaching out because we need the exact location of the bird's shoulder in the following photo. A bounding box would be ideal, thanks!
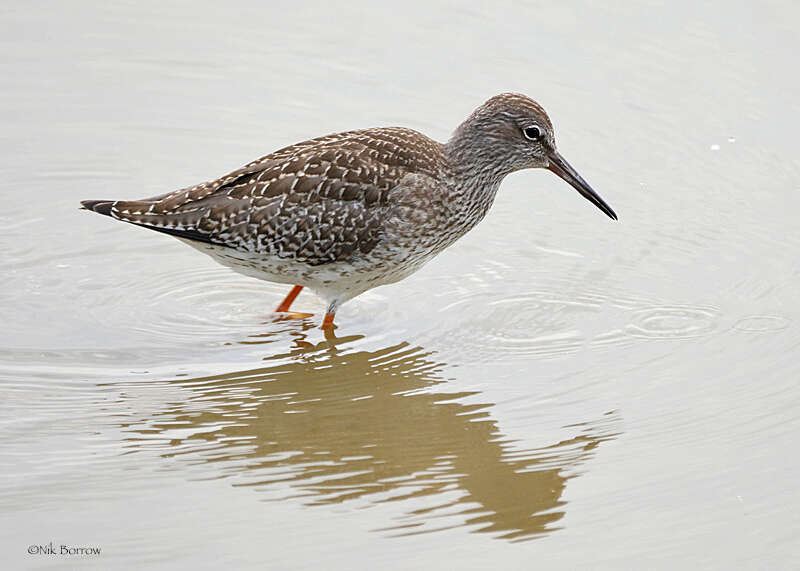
[152,127,447,213]
[109,127,449,264]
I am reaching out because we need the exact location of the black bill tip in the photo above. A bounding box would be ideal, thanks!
[547,152,618,221]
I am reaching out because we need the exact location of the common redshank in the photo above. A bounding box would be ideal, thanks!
[82,93,617,330]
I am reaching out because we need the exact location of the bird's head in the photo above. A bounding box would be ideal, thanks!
[448,92,617,220]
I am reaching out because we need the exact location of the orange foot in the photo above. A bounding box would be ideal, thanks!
[274,311,314,320]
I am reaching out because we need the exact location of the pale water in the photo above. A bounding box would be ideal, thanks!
[1,1,799,569]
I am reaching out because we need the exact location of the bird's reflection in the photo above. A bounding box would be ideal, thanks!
[124,324,619,541]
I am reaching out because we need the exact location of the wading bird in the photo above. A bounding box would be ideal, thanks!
[82,93,617,329]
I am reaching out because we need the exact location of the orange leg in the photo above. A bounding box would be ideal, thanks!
[275,285,303,313]
[321,311,336,330]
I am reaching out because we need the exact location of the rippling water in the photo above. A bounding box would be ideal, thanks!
[2,1,799,568]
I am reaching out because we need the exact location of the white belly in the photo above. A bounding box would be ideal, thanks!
[179,239,432,306]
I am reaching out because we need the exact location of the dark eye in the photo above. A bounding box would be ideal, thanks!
[523,125,542,141]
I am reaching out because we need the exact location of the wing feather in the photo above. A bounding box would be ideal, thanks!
[84,127,445,265]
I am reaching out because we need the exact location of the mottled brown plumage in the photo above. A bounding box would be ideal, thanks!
[82,93,617,329]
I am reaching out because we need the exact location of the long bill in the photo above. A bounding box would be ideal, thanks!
[547,151,618,220]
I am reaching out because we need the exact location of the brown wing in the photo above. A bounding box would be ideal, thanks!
[84,128,445,266]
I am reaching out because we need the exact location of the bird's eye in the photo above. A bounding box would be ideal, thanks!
[523,125,542,141]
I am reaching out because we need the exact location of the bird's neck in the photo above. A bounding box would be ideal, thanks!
[443,130,510,222]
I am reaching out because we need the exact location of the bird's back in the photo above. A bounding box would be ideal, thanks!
[82,127,447,266]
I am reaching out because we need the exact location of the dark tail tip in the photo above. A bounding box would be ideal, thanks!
[81,200,114,216]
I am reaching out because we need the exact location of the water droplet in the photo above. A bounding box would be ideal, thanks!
[710,144,720,151]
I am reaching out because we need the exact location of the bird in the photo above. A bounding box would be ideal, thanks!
[82,93,617,330]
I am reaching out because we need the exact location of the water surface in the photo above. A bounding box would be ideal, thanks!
[1,1,799,568]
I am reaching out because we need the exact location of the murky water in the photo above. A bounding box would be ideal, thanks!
[2,1,799,568]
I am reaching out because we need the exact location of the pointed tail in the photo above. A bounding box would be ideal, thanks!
[80,200,114,216]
